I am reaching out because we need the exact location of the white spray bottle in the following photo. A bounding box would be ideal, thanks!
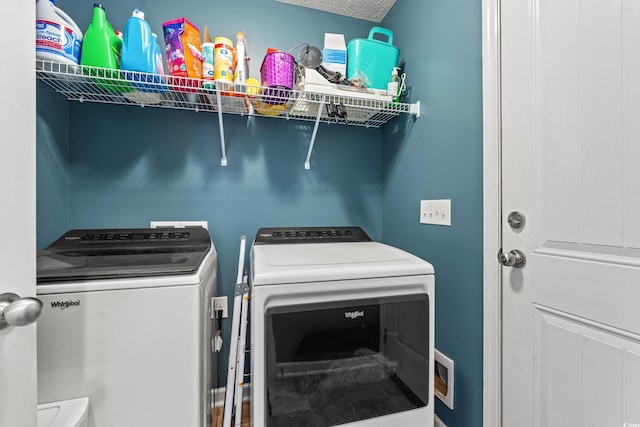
[234,32,248,93]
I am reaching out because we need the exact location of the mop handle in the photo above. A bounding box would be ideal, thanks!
[223,236,248,427]
[236,235,246,284]
[234,281,250,427]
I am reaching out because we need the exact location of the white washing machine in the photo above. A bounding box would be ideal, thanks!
[250,227,435,427]
[36,227,217,427]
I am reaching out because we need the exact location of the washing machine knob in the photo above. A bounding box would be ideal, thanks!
[0,292,43,330]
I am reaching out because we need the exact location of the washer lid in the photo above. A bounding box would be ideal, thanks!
[37,227,212,283]
[251,241,434,285]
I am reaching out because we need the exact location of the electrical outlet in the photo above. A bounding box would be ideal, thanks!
[150,220,208,229]
[212,296,228,318]
[420,199,451,226]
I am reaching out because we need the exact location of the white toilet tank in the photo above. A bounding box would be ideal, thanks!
[37,397,89,427]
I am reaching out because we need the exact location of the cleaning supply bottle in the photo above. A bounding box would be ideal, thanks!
[121,9,154,73]
[152,33,165,76]
[201,26,215,89]
[387,67,401,102]
[80,3,131,92]
[234,32,248,93]
[214,36,234,83]
[120,9,165,95]
[36,0,83,65]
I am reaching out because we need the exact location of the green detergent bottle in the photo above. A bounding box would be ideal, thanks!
[81,3,132,93]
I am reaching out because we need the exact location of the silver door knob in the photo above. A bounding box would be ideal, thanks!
[497,249,526,268]
[0,292,43,330]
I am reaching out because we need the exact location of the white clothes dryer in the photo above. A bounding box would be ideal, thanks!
[250,227,435,427]
[36,227,217,427]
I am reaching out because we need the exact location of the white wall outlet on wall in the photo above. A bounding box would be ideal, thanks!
[150,220,209,230]
[420,199,451,226]
[212,296,228,318]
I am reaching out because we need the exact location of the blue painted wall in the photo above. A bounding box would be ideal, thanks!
[37,79,69,248]
[37,0,379,389]
[36,0,485,423]
[382,1,484,426]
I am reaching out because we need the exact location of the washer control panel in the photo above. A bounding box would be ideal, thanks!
[79,230,191,242]
[47,227,211,253]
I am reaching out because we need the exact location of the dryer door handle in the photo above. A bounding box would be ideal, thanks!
[0,293,43,330]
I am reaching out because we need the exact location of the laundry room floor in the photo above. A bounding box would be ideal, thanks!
[213,403,251,427]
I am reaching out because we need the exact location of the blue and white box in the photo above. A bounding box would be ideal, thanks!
[322,33,347,76]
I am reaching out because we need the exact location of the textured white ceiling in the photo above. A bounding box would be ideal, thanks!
[275,0,397,23]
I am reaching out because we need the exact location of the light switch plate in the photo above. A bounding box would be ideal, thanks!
[150,220,208,230]
[420,199,451,226]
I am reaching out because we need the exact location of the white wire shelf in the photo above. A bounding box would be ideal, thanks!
[36,59,420,168]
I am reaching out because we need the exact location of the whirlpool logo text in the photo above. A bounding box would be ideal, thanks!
[50,300,80,310]
[344,310,365,320]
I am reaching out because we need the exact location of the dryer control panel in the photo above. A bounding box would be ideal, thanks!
[254,226,371,244]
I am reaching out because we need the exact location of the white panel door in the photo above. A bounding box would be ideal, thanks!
[501,0,640,426]
[0,0,38,426]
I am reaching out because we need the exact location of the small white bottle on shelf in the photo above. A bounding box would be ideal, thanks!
[234,32,248,93]
[387,66,401,102]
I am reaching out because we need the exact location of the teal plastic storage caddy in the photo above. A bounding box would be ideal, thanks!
[346,27,400,90]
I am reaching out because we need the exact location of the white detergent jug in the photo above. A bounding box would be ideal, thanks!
[36,0,83,65]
